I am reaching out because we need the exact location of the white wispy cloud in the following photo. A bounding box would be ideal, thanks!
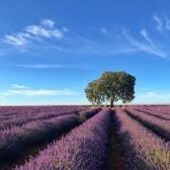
[1,84,77,97]
[4,19,63,47]
[153,15,163,31]
[15,63,93,70]
[140,91,160,99]
[7,89,76,97]
[49,32,138,56]
[140,29,154,47]
[4,34,29,46]
[61,26,168,58]
[26,25,63,39]
[137,91,170,104]
[2,21,138,56]
[41,19,55,28]
[122,29,167,58]
[16,64,68,69]
[152,14,170,32]
[2,17,169,59]
[11,84,27,89]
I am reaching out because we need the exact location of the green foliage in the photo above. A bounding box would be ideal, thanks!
[85,71,136,107]
[84,79,104,105]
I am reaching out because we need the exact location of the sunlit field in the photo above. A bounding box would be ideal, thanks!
[0,105,170,170]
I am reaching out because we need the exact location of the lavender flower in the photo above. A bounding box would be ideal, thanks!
[15,108,112,170]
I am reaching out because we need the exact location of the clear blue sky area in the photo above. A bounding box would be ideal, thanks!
[0,0,170,105]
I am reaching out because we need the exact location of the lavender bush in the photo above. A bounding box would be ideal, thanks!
[135,106,170,120]
[0,106,86,130]
[135,105,170,116]
[0,107,100,169]
[0,114,78,150]
[116,108,170,170]
[125,108,170,141]
[14,108,112,170]
[0,107,100,151]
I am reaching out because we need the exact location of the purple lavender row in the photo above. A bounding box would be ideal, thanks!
[14,108,112,170]
[116,108,170,170]
[0,114,77,152]
[0,107,100,168]
[149,105,170,113]
[125,108,170,141]
[136,105,170,117]
[0,110,80,130]
[134,107,170,120]
[0,114,81,169]
[0,106,86,130]
[0,107,96,132]
[0,106,86,121]
[138,105,170,115]
[0,106,86,120]
[0,108,99,152]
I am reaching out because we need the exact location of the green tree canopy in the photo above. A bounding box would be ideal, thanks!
[84,79,104,105]
[85,71,136,107]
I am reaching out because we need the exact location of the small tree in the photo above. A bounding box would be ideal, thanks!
[85,71,136,107]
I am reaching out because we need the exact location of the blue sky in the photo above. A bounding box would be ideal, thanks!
[0,0,170,105]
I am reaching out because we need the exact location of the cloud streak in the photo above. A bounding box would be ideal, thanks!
[122,28,167,58]
[136,91,170,104]
[4,19,64,47]
[15,63,93,70]
[4,34,29,46]
[153,15,163,31]
[16,64,68,69]
[41,19,55,28]
[140,29,154,47]
[152,14,170,32]
[2,17,170,59]
[1,84,78,97]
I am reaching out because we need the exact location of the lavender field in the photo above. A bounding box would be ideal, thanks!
[2,0,170,169]
[0,105,170,170]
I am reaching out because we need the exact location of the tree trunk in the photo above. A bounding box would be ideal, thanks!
[110,99,114,108]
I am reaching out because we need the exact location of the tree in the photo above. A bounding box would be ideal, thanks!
[85,71,136,107]
[84,80,104,105]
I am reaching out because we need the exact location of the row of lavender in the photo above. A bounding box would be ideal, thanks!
[0,106,86,130]
[0,106,85,120]
[0,107,100,169]
[0,114,78,151]
[135,107,170,120]
[136,105,170,115]
[116,108,170,170]
[14,108,112,170]
[146,105,170,113]
[0,106,87,150]
[124,107,170,141]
